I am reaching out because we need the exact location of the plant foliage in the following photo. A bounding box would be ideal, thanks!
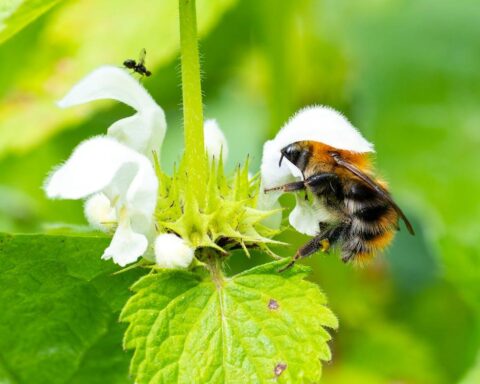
[0,233,144,384]
[121,259,338,383]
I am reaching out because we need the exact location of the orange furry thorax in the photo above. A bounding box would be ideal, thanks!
[299,140,374,178]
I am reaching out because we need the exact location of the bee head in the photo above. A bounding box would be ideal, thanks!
[279,142,311,172]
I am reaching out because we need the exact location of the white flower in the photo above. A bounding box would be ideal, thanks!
[204,119,228,161]
[289,195,334,236]
[154,234,194,269]
[260,105,374,234]
[84,192,117,231]
[57,65,167,156]
[45,136,158,267]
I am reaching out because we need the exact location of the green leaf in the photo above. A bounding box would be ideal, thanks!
[0,233,144,384]
[121,260,338,383]
[0,0,63,44]
[0,0,238,160]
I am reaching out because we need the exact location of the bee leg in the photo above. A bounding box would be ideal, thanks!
[278,225,344,273]
[304,173,342,198]
[264,181,305,193]
[340,226,356,263]
[277,258,297,273]
[278,237,325,273]
[279,234,331,273]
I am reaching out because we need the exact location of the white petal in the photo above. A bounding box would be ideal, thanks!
[84,193,117,231]
[258,139,294,230]
[57,66,157,111]
[45,136,158,240]
[107,108,166,156]
[204,119,228,161]
[256,188,282,230]
[289,196,335,236]
[102,220,148,266]
[57,66,167,155]
[277,105,374,154]
[260,140,296,192]
[45,136,156,203]
[154,234,194,269]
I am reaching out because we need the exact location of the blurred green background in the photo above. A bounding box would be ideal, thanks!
[1,0,479,383]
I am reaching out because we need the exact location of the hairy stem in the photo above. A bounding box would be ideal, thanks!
[179,0,206,203]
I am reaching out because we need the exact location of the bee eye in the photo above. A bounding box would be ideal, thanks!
[280,144,302,165]
[287,146,300,158]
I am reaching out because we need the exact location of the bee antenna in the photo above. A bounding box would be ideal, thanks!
[278,154,285,167]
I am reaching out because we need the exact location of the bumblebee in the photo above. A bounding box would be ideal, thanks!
[266,140,414,271]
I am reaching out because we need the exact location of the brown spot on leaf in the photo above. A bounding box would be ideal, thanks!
[268,298,279,310]
[274,362,287,377]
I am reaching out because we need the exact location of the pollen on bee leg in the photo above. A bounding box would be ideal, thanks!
[320,238,330,252]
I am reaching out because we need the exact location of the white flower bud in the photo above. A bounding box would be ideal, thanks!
[204,119,228,162]
[154,234,194,269]
[84,193,117,231]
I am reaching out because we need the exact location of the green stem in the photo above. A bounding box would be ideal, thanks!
[203,250,225,290]
[179,0,206,202]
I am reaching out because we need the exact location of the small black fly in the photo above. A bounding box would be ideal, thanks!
[123,48,151,77]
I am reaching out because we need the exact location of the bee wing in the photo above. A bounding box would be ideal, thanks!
[332,153,415,235]
[138,48,147,65]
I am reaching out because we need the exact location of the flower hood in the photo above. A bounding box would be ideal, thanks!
[58,65,167,156]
